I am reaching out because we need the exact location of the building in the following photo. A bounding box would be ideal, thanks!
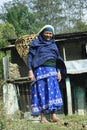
[0,31,87,117]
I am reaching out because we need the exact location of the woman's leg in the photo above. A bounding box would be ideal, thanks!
[50,111,58,122]
[40,112,49,123]
[50,111,63,123]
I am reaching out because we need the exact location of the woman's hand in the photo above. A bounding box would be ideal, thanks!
[57,71,62,82]
[28,70,35,81]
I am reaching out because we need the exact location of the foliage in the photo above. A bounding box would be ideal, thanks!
[73,20,87,32]
[0,0,45,37]
[29,0,87,33]
[0,22,17,47]
[0,22,16,79]
[1,0,87,35]
[0,53,4,79]
[30,0,65,33]
[0,101,6,130]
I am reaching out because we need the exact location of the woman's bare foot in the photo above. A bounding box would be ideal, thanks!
[50,113,63,124]
[41,118,50,124]
[50,113,58,122]
[40,113,50,124]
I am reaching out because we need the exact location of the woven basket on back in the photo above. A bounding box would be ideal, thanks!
[15,26,49,64]
[15,34,37,64]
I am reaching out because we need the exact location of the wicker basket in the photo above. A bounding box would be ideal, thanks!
[15,34,37,64]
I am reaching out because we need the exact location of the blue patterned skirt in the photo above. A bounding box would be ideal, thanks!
[30,66,63,116]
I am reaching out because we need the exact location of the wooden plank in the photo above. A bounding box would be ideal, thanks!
[6,77,33,84]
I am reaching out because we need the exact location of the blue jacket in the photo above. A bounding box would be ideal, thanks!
[27,34,66,79]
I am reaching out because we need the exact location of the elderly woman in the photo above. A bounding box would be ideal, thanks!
[27,25,66,123]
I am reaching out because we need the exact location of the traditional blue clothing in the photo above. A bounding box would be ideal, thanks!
[31,66,63,115]
[27,25,66,116]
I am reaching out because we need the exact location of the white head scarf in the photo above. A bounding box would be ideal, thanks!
[38,25,54,35]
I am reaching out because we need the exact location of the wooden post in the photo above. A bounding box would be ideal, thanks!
[86,44,87,54]
[65,77,73,115]
[63,46,66,61]
[2,56,9,80]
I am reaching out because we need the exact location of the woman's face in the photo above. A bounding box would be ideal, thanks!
[43,31,53,40]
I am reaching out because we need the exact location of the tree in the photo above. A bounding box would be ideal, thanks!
[60,0,87,29]
[0,22,17,79]
[0,22,17,47]
[0,0,44,37]
[30,0,87,33]
[1,0,87,35]
[72,20,87,32]
[30,0,66,33]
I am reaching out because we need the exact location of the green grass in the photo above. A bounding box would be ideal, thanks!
[0,98,87,130]
[1,110,87,130]
[1,115,87,130]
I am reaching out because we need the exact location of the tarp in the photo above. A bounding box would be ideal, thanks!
[65,59,87,74]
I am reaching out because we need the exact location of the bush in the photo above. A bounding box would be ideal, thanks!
[0,101,6,130]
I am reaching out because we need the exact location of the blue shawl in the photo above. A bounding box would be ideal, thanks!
[27,34,66,79]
